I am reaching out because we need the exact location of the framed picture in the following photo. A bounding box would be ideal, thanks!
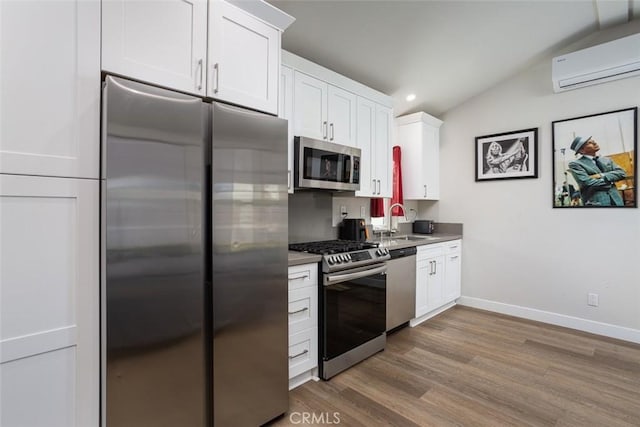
[552,107,637,208]
[475,128,538,181]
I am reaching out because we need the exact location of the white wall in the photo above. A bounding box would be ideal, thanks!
[426,22,640,342]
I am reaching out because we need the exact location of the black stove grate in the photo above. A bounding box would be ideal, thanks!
[289,239,378,255]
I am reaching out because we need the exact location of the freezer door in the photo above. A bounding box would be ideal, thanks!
[103,76,206,427]
[211,102,289,426]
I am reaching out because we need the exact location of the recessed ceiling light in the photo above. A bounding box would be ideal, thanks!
[406,93,416,102]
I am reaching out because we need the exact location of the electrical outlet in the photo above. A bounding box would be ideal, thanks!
[588,293,599,307]
[340,205,347,216]
[360,206,366,218]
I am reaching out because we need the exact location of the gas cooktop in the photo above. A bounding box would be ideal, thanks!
[289,240,389,272]
[288,239,378,255]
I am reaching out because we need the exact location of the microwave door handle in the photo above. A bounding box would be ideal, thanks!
[325,265,387,285]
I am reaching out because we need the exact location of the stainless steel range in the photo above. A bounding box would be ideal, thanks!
[289,240,390,379]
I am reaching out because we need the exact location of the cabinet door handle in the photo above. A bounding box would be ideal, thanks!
[450,255,459,260]
[288,170,291,190]
[196,58,203,91]
[288,273,309,281]
[330,123,334,141]
[372,179,376,194]
[377,179,381,195]
[288,349,309,360]
[288,307,309,315]
[323,121,328,139]
[213,63,219,94]
[424,185,427,198]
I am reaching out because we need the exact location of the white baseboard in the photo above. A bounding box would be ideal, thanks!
[288,368,319,390]
[410,301,457,328]
[458,296,640,344]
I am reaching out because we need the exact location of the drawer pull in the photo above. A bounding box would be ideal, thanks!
[288,307,309,315]
[288,273,309,281]
[450,255,459,260]
[288,349,309,360]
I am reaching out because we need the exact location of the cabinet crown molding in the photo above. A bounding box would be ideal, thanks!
[396,111,443,128]
[225,0,295,31]
[282,50,392,108]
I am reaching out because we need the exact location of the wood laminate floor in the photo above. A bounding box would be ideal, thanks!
[269,306,640,426]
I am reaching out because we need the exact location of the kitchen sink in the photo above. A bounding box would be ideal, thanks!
[395,235,440,241]
[375,235,440,247]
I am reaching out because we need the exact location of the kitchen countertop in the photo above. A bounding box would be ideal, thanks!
[288,251,323,267]
[287,233,462,266]
[373,233,462,250]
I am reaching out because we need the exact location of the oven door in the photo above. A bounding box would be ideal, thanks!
[322,263,386,361]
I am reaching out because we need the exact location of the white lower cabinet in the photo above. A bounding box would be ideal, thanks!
[0,175,99,427]
[412,240,462,326]
[287,263,319,389]
[444,241,462,302]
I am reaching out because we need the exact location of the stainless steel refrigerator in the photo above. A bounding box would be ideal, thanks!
[102,76,289,427]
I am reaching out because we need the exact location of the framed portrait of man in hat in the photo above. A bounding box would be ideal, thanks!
[552,107,637,208]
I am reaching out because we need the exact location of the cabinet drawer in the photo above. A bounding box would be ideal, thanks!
[288,287,318,335]
[288,263,318,291]
[445,240,462,254]
[417,243,444,260]
[288,327,318,379]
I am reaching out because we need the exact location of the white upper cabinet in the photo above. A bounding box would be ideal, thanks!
[375,104,392,198]
[102,0,293,114]
[0,0,100,178]
[327,86,357,146]
[102,0,208,96]
[356,99,391,198]
[293,72,329,140]
[356,97,375,196]
[208,0,280,114]
[293,72,356,146]
[395,112,443,200]
[279,65,294,193]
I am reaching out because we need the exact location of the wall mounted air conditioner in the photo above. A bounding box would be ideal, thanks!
[552,32,640,92]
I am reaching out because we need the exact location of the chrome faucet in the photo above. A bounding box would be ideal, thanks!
[388,203,408,234]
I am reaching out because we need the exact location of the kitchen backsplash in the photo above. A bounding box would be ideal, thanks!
[288,191,335,243]
[289,192,433,243]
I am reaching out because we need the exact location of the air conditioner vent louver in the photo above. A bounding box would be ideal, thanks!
[552,33,640,92]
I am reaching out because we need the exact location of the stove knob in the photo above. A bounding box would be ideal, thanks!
[341,254,347,262]
[327,257,334,265]
[345,254,352,261]
[376,249,383,256]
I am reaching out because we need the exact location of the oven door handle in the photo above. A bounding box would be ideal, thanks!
[325,264,387,285]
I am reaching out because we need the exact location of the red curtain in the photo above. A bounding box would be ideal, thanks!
[391,146,404,216]
[370,197,384,217]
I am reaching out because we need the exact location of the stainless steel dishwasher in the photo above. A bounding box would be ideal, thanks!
[386,246,417,331]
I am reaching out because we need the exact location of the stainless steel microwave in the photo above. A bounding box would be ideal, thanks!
[294,136,361,191]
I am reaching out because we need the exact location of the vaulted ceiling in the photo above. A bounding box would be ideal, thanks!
[269,0,640,117]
